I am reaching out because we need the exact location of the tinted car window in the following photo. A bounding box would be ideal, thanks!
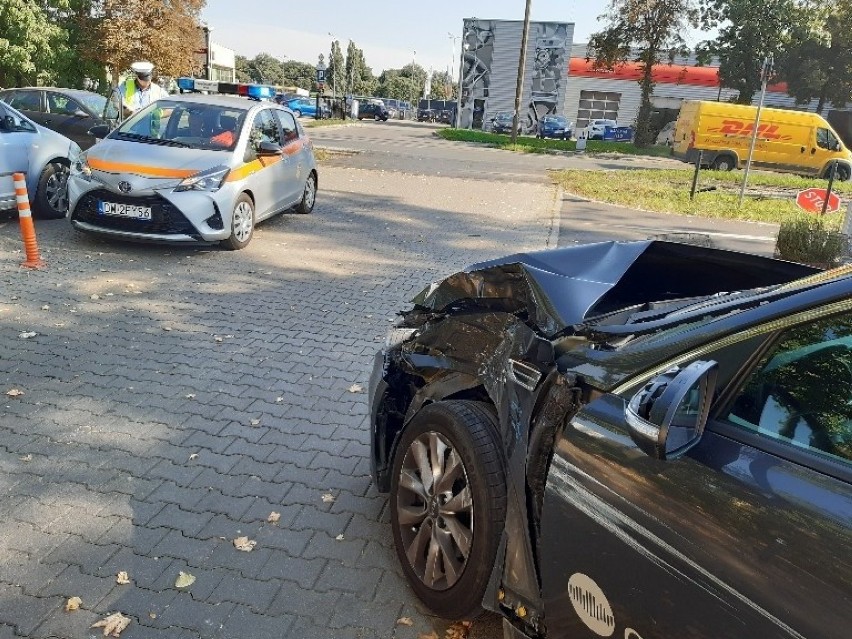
[727,313,852,466]
[48,92,83,116]
[274,110,298,144]
[6,90,42,113]
[0,102,37,133]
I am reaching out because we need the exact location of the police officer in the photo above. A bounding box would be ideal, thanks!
[113,61,169,118]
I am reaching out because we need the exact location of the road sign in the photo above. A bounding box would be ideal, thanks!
[796,188,841,214]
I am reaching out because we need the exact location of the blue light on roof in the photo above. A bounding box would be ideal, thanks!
[177,77,195,91]
[245,84,274,100]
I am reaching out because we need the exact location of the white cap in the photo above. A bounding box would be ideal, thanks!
[130,61,154,77]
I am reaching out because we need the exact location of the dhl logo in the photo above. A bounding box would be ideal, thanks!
[708,120,792,141]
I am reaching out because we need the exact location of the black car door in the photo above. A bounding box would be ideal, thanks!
[539,311,852,639]
[4,90,45,126]
[44,91,95,148]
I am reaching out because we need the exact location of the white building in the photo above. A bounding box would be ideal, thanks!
[195,42,236,83]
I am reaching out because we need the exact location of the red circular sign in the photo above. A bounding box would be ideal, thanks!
[796,188,841,214]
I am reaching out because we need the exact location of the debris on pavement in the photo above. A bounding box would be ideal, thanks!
[5,389,24,397]
[321,493,335,503]
[91,612,131,637]
[396,617,414,626]
[65,597,82,612]
[19,454,32,462]
[233,536,257,552]
[267,512,281,523]
[174,571,196,588]
[116,571,131,585]
[347,383,363,393]
[18,332,37,339]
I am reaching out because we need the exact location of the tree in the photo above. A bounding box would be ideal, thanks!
[86,0,206,84]
[281,60,316,91]
[589,0,700,146]
[247,52,282,85]
[235,55,252,83]
[327,40,345,96]
[698,0,797,104]
[376,74,419,103]
[0,0,68,87]
[777,2,852,112]
[399,63,427,95]
[344,40,376,96]
[430,70,457,99]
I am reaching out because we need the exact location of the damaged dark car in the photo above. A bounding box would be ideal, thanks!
[369,240,852,639]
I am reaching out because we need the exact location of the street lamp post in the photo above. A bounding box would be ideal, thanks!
[202,24,214,80]
[511,0,533,143]
[328,32,337,100]
[456,42,468,129]
[448,33,459,99]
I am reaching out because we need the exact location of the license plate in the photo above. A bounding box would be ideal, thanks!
[98,201,152,220]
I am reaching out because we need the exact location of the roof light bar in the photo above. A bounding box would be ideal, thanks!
[176,78,276,100]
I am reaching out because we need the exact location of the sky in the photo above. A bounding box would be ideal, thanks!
[201,0,628,77]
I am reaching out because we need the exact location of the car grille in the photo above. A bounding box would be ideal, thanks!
[72,189,198,236]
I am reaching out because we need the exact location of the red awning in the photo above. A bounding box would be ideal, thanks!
[568,58,788,93]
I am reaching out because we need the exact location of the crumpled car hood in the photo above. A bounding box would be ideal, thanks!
[412,240,817,338]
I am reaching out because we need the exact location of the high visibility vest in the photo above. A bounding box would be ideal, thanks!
[123,80,163,136]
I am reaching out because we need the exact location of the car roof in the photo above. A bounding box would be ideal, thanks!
[165,94,257,110]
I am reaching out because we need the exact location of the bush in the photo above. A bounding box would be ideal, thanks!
[775,217,849,267]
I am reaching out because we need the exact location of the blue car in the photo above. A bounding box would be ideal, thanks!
[538,114,573,140]
[285,98,328,119]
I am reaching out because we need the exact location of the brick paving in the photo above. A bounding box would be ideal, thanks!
[0,161,555,639]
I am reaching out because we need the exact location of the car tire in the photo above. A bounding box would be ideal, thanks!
[33,161,70,219]
[222,193,254,250]
[390,400,506,620]
[711,155,736,171]
[295,172,317,214]
[293,110,302,118]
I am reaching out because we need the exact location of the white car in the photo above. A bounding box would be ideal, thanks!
[656,120,676,146]
[587,118,617,140]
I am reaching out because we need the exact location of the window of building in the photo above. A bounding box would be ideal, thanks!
[577,90,620,129]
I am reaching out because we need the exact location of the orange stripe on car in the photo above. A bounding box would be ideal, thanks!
[225,140,304,182]
[88,157,197,179]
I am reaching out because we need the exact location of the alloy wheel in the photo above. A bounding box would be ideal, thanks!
[232,201,253,242]
[396,431,473,591]
[46,164,69,213]
[303,176,316,209]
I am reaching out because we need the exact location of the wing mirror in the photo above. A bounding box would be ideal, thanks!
[625,360,718,460]
[258,141,282,156]
[87,124,110,139]
[74,109,90,118]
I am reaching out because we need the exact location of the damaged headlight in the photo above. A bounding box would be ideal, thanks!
[385,328,417,349]
[70,149,93,182]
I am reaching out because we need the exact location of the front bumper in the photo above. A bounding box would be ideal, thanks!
[68,175,233,243]
[368,349,392,492]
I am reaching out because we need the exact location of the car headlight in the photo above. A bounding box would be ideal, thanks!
[70,149,93,182]
[174,166,230,193]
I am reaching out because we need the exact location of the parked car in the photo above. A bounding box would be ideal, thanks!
[369,239,851,638]
[655,120,676,146]
[437,110,453,124]
[358,101,390,121]
[587,118,618,140]
[0,87,109,150]
[490,112,514,134]
[285,98,328,119]
[0,99,79,218]
[538,115,572,140]
[417,108,434,122]
[68,87,318,250]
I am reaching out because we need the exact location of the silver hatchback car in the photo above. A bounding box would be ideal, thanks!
[68,92,318,249]
[0,99,79,219]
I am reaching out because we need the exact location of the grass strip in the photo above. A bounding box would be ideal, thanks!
[552,168,851,225]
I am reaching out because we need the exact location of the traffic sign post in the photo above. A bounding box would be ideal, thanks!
[796,188,841,215]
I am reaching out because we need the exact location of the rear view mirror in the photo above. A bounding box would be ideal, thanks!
[625,360,718,460]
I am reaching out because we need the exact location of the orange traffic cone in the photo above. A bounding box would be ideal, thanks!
[13,172,45,269]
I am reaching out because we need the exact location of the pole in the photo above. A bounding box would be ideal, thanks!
[204,26,213,81]
[821,162,838,216]
[738,55,772,208]
[843,198,852,238]
[690,151,703,201]
[455,39,465,128]
[511,0,533,143]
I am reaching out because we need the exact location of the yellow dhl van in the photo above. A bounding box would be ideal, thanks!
[673,100,852,181]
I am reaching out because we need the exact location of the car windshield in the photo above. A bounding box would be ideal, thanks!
[496,114,512,122]
[112,100,247,151]
[543,116,565,124]
[70,91,107,117]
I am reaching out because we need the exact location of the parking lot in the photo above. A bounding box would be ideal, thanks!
[0,123,557,639]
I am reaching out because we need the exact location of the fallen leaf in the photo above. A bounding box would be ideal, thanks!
[335,534,344,541]
[116,571,130,585]
[148,612,157,619]
[19,454,32,462]
[267,512,281,523]
[321,493,335,503]
[188,453,199,461]
[18,331,37,339]
[249,418,261,426]
[347,383,363,393]
[233,536,257,552]
[90,294,100,300]
[5,389,24,397]
[396,617,414,627]
[174,571,196,588]
[418,633,439,639]
[91,612,131,637]
[444,621,473,639]
[65,596,82,612]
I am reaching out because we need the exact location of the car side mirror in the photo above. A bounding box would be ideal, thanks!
[258,141,282,156]
[0,115,14,131]
[624,360,718,460]
[87,124,110,139]
[74,109,90,118]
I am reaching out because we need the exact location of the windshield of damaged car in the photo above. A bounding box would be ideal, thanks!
[495,113,513,122]
[542,116,566,124]
[113,100,247,151]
